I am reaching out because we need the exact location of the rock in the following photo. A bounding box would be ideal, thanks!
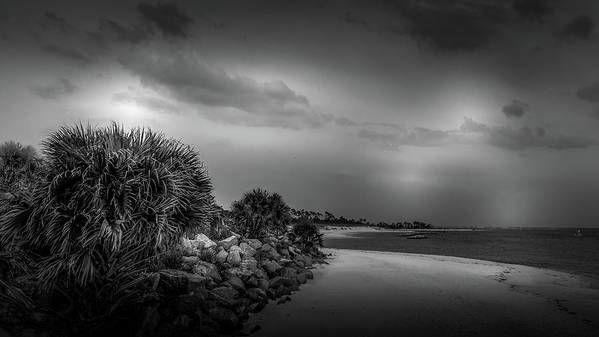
[257,278,270,292]
[249,301,266,313]
[246,239,263,250]
[277,296,291,305]
[209,307,239,330]
[218,236,238,250]
[174,294,202,315]
[278,247,290,257]
[195,233,217,249]
[301,270,314,280]
[158,269,193,294]
[254,269,267,280]
[269,276,293,289]
[240,257,258,273]
[211,286,239,308]
[246,287,267,302]
[280,266,298,279]
[226,250,242,266]
[226,276,245,292]
[297,272,307,284]
[173,314,192,328]
[245,276,259,288]
[262,260,282,276]
[215,249,229,265]
[193,261,221,281]
[239,242,257,257]
[181,256,199,264]
[181,233,216,255]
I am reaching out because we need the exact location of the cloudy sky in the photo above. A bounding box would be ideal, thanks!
[1,0,599,227]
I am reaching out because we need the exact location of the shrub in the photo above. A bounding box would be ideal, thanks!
[0,141,42,194]
[0,123,215,320]
[289,217,323,252]
[230,188,291,239]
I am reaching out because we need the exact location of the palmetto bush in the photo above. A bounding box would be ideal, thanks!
[230,189,291,239]
[289,217,323,252]
[0,123,215,290]
[0,141,43,194]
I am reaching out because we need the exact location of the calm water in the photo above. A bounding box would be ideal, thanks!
[324,228,599,279]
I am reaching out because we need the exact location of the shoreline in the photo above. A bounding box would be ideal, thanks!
[245,248,599,337]
[322,227,599,281]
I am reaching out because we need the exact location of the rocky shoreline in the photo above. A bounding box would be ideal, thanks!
[137,232,327,336]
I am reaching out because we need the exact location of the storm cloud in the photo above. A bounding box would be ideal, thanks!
[41,44,93,65]
[557,15,594,40]
[120,50,331,128]
[576,82,599,103]
[502,100,529,118]
[137,2,191,38]
[30,78,77,100]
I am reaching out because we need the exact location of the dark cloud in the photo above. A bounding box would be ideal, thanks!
[557,15,594,40]
[460,118,594,150]
[511,0,553,22]
[358,124,460,149]
[576,82,599,103]
[137,2,191,38]
[502,99,529,118]
[394,0,509,52]
[120,50,331,128]
[29,78,77,99]
[39,11,74,34]
[96,19,152,44]
[41,44,93,65]
[358,118,594,150]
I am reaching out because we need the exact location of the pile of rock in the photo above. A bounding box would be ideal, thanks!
[139,232,325,336]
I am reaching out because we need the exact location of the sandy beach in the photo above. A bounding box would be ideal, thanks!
[245,248,599,337]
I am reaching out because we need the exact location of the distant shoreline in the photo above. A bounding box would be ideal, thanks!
[322,227,599,282]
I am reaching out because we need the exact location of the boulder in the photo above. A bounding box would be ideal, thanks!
[240,257,258,273]
[257,278,270,292]
[226,250,242,266]
[196,233,217,249]
[193,261,221,282]
[249,301,266,313]
[268,276,293,289]
[239,242,256,257]
[297,272,307,284]
[158,269,194,294]
[246,239,263,250]
[301,270,314,280]
[218,236,238,250]
[246,287,267,302]
[181,256,199,264]
[245,276,259,288]
[211,287,239,308]
[280,266,298,279]
[215,249,229,265]
[174,294,203,315]
[209,307,239,330]
[226,276,245,292]
[262,260,282,276]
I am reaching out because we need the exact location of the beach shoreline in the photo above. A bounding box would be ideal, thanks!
[245,248,599,337]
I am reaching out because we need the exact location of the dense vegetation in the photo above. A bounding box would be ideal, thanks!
[289,217,323,253]
[0,124,215,335]
[230,188,291,239]
[0,123,326,337]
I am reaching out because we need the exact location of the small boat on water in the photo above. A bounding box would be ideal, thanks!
[574,229,583,237]
[406,234,428,240]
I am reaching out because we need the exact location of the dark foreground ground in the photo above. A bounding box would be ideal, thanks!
[324,228,599,280]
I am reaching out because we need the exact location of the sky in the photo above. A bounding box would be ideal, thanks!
[1,0,598,227]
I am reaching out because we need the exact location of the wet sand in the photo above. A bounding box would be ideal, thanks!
[245,249,599,337]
